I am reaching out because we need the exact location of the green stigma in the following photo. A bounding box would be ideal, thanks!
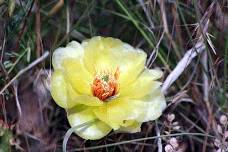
[102,75,109,82]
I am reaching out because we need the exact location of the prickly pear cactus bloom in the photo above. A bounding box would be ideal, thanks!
[51,36,166,140]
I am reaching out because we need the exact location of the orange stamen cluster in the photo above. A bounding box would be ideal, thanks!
[92,68,119,101]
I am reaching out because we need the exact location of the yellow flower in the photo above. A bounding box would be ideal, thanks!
[51,36,166,140]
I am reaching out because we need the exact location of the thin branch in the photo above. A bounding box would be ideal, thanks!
[70,132,215,152]
[13,81,22,119]
[158,0,181,59]
[202,51,209,102]
[147,31,165,67]
[155,121,162,152]
[137,0,155,29]
[48,0,64,16]
[35,0,42,58]
[162,41,206,94]
[201,46,212,152]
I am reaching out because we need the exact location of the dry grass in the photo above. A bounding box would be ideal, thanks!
[0,0,228,151]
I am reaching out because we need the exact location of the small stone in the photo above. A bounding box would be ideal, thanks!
[165,144,174,152]
[216,148,222,152]
[220,115,228,126]
[9,138,16,145]
[172,121,179,126]
[173,126,181,130]
[214,138,220,147]
[217,124,223,134]
[224,131,228,139]
[170,137,179,149]
[0,130,4,136]
[167,114,175,122]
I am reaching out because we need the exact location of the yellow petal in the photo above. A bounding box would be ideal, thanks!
[50,70,79,108]
[120,69,162,99]
[93,105,120,130]
[94,90,166,127]
[136,89,166,122]
[82,36,147,86]
[145,69,163,80]
[112,95,165,123]
[72,95,103,106]
[108,89,166,123]
[93,98,145,130]
[117,121,141,133]
[107,98,145,122]
[82,36,122,74]
[67,106,112,140]
[52,41,83,70]
[113,44,147,86]
[63,59,93,95]
[51,71,102,108]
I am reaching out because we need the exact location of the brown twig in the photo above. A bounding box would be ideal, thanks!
[155,121,162,152]
[35,0,42,58]
[0,30,8,79]
[47,0,64,16]
[158,0,181,59]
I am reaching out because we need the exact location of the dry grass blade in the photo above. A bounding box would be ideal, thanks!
[162,41,206,94]
[0,52,49,95]
[0,1,227,151]
[69,132,215,152]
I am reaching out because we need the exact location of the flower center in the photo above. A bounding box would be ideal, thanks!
[92,68,119,101]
